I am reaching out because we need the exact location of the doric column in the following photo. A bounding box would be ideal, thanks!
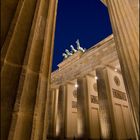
[1,0,58,140]
[1,0,37,139]
[47,89,58,139]
[31,0,58,140]
[77,77,90,138]
[96,67,113,139]
[1,0,19,47]
[128,0,139,25]
[106,0,139,135]
[56,85,67,139]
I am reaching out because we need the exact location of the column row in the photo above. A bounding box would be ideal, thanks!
[48,67,137,139]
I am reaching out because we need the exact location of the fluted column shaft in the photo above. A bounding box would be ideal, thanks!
[77,77,90,138]
[56,85,67,139]
[1,0,19,47]
[1,0,58,140]
[31,0,58,140]
[1,0,37,139]
[47,89,57,138]
[106,0,139,135]
[96,68,113,139]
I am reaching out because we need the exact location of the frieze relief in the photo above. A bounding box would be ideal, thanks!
[112,89,127,101]
[90,95,99,104]
[114,76,120,86]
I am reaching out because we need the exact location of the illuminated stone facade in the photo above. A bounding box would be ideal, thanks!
[1,0,139,140]
[49,35,137,139]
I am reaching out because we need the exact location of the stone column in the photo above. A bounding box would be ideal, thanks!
[77,76,90,139]
[1,0,58,140]
[47,89,58,139]
[106,0,139,135]
[1,0,37,139]
[56,85,67,139]
[31,0,58,140]
[96,68,113,139]
[1,0,19,47]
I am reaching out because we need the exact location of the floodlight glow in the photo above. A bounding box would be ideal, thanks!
[75,84,78,88]
[95,76,98,80]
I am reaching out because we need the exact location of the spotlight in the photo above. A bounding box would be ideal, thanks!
[75,84,78,88]
[95,76,98,80]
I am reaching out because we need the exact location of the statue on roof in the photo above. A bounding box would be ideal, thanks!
[62,53,68,59]
[70,45,77,53]
[76,39,80,47]
[76,39,86,52]
[65,49,73,56]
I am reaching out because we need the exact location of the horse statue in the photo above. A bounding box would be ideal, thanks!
[76,39,86,52]
[65,49,73,56]
[70,45,77,53]
[62,53,68,59]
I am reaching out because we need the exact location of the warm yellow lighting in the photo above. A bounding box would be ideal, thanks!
[95,76,98,80]
[75,84,78,88]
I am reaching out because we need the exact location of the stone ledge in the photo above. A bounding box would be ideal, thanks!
[58,51,84,69]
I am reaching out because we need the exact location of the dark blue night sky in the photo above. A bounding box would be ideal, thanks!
[52,0,112,71]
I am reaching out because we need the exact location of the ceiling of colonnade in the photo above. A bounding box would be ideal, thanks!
[52,0,112,71]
